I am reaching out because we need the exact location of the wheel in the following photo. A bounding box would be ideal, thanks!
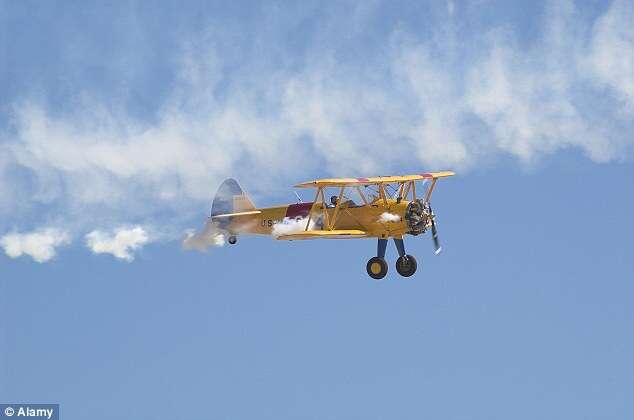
[228,235,237,245]
[396,255,417,277]
[366,257,388,280]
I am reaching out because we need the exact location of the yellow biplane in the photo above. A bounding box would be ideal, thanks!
[208,172,454,279]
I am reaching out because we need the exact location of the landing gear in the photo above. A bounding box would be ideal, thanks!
[366,238,388,279]
[366,257,388,280]
[393,238,417,277]
[365,237,419,278]
[396,255,417,277]
[394,238,418,277]
[228,235,237,245]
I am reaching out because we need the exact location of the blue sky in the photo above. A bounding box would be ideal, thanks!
[1,1,633,419]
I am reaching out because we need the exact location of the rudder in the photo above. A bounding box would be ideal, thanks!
[210,178,256,217]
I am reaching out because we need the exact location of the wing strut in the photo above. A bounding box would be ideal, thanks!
[424,179,438,203]
[304,187,322,231]
[328,186,346,230]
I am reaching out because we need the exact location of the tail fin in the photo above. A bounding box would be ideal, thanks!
[211,178,256,217]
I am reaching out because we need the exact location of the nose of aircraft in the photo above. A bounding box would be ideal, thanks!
[405,199,432,235]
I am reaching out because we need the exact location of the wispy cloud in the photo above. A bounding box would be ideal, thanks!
[586,0,634,114]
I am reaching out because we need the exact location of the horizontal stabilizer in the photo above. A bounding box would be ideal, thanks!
[277,229,368,241]
[211,210,261,220]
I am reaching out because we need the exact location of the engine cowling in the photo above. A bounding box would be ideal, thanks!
[405,199,433,235]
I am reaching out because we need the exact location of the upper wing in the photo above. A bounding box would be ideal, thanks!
[276,229,368,241]
[294,171,455,188]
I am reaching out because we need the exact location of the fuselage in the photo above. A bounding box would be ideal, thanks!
[226,198,417,239]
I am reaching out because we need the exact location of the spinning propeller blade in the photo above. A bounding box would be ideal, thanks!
[429,206,442,255]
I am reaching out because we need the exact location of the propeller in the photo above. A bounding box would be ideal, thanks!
[429,206,442,255]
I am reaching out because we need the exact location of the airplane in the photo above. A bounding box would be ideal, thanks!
[206,172,454,279]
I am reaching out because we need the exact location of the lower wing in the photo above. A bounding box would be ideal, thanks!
[276,229,368,241]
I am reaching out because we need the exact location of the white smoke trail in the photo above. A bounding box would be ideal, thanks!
[379,212,401,223]
[271,217,314,238]
[85,226,149,261]
[0,228,71,263]
[182,220,226,252]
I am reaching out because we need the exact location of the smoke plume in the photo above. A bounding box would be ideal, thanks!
[379,212,402,223]
[0,229,71,263]
[85,226,149,262]
[272,217,314,238]
[182,220,226,252]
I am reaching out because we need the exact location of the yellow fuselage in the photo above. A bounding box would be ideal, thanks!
[228,198,413,239]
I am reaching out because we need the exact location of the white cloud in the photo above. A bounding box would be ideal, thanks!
[586,0,634,113]
[392,44,471,168]
[464,43,594,162]
[463,1,625,164]
[85,226,149,261]
[0,229,70,263]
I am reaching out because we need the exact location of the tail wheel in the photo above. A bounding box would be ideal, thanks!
[228,235,237,245]
[366,257,388,280]
[396,255,417,277]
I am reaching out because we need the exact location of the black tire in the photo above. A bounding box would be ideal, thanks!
[366,257,388,280]
[228,235,237,245]
[396,255,417,277]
